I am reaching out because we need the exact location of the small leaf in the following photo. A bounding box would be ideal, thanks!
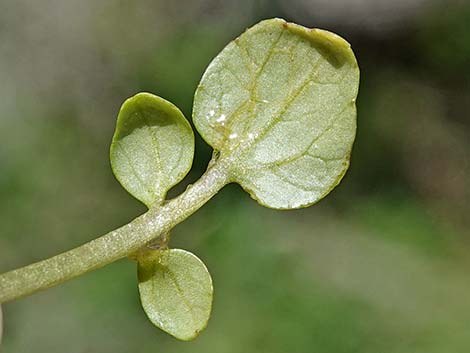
[193,18,359,209]
[137,249,213,341]
[110,92,194,207]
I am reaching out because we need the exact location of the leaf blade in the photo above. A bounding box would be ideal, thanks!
[138,249,213,341]
[193,18,359,209]
[110,92,194,207]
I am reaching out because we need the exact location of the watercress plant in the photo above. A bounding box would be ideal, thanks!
[0,18,359,341]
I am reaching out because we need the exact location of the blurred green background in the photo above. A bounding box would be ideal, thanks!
[1,0,470,352]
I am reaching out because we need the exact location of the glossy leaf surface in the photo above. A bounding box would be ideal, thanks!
[193,18,359,209]
[110,93,194,207]
[138,249,213,341]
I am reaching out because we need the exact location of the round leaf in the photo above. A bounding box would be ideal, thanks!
[110,93,194,207]
[137,249,213,341]
[193,18,359,209]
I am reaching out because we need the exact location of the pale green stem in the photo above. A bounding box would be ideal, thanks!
[0,161,230,303]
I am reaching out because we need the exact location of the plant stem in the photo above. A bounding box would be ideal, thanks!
[0,161,230,303]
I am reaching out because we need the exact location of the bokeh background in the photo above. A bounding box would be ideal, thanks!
[1,0,470,352]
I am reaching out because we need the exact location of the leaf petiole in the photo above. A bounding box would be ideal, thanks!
[0,159,230,303]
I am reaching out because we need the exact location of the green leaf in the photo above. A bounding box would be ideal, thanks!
[193,18,359,209]
[110,92,194,207]
[137,249,213,341]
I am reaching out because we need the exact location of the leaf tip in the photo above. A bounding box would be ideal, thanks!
[275,18,358,69]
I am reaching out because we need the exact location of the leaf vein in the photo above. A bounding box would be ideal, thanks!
[138,110,167,189]
[116,141,154,202]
